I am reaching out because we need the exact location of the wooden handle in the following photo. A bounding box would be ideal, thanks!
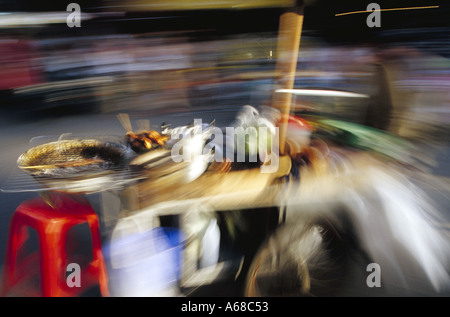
[273,5,304,155]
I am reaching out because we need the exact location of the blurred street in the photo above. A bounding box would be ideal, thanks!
[0,0,449,298]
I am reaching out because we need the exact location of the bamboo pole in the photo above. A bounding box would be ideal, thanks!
[272,2,304,155]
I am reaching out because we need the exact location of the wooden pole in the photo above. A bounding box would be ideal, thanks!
[272,2,304,155]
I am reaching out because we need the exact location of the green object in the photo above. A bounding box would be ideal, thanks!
[315,118,415,162]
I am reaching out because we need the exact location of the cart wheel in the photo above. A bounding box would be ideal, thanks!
[244,217,352,297]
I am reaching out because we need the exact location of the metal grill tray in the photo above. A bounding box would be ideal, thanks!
[1,134,144,194]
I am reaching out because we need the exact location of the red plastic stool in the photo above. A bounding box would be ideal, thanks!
[0,192,110,297]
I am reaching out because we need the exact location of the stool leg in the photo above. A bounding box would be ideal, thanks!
[39,222,67,297]
[87,215,110,297]
[0,213,30,296]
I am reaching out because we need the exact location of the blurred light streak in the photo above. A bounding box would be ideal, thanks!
[275,88,369,98]
[335,5,439,17]
[14,77,115,95]
[0,12,95,27]
[97,0,296,11]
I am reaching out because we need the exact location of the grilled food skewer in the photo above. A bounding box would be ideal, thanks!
[117,113,168,153]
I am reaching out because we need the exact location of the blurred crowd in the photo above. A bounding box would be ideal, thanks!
[1,25,449,144]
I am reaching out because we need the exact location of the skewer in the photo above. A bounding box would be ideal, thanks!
[19,159,105,169]
[137,119,151,133]
[117,113,133,133]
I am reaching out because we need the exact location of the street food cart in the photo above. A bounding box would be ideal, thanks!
[2,0,448,297]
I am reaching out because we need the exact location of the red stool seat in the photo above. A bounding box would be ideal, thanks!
[1,192,109,297]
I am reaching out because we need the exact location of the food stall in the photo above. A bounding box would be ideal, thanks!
[1,0,449,298]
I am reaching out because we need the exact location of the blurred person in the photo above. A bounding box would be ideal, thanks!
[0,38,43,90]
[363,61,393,131]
